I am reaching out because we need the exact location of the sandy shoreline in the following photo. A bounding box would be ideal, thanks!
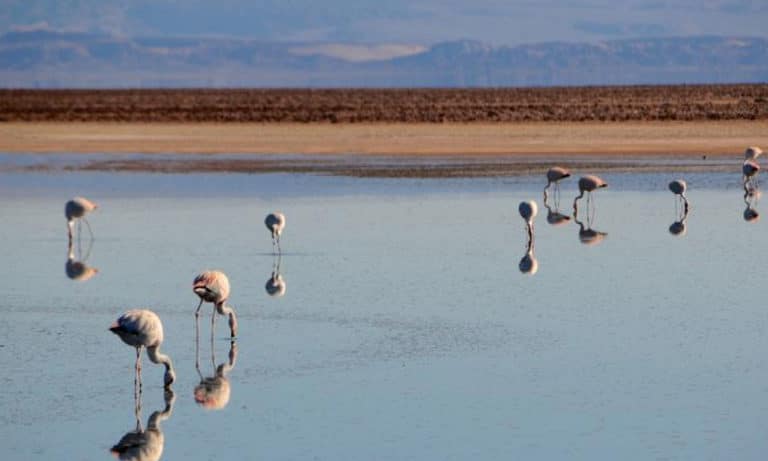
[0,121,765,156]
[0,121,764,176]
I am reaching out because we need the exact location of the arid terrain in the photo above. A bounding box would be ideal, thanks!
[1,85,765,176]
[1,85,766,123]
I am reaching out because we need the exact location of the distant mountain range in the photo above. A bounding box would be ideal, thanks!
[1,30,766,87]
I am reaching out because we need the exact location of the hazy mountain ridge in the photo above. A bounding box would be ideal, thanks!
[1,31,766,87]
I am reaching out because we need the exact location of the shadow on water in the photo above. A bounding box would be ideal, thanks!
[110,388,175,461]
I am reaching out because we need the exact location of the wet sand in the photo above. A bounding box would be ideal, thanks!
[0,121,764,177]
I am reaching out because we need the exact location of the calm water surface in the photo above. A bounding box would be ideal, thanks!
[1,170,766,460]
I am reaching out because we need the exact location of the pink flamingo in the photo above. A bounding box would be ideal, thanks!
[109,309,176,389]
[193,270,238,339]
[265,212,286,254]
[573,175,608,218]
[65,196,97,245]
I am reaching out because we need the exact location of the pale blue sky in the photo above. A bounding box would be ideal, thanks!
[3,0,767,44]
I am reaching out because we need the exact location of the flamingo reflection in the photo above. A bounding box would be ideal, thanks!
[743,182,760,223]
[194,329,238,410]
[573,211,607,246]
[265,253,287,297]
[110,388,175,461]
[518,200,539,275]
[65,238,98,281]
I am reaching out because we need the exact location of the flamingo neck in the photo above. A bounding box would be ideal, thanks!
[216,302,238,337]
[147,390,175,430]
[147,346,173,373]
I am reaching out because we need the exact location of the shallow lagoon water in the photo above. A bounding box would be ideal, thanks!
[1,170,767,460]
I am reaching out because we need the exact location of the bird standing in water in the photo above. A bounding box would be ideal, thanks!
[518,200,538,243]
[65,196,97,245]
[110,309,176,389]
[265,212,286,254]
[668,179,689,214]
[573,175,608,218]
[193,270,238,339]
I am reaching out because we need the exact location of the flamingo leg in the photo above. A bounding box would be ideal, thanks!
[135,346,143,392]
[277,235,282,254]
[194,299,203,318]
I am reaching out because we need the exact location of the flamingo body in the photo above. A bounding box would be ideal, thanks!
[193,270,238,338]
[65,196,97,221]
[668,179,687,196]
[546,166,571,185]
[743,159,760,178]
[518,200,538,223]
[265,212,286,253]
[577,175,608,193]
[745,146,763,160]
[110,309,175,388]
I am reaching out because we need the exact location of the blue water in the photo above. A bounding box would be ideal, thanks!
[0,170,765,460]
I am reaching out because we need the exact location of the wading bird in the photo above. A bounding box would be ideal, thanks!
[109,309,176,389]
[110,388,175,461]
[265,212,286,254]
[669,179,689,214]
[518,200,538,243]
[743,159,760,192]
[745,146,763,160]
[573,175,608,218]
[193,270,238,339]
[543,166,571,204]
[65,196,97,245]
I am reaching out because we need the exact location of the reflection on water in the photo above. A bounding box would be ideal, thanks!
[194,337,238,411]
[65,238,98,281]
[573,212,607,246]
[110,389,175,461]
[743,184,761,222]
[265,254,287,297]
[5,171,768,460]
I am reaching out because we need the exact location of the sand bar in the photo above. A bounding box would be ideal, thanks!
[0,122,765,156]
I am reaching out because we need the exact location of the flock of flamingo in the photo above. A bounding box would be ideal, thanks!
[60,146,762,457]
[516,145,761,274]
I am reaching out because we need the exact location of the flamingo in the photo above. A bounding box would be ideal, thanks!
[745,146,763,160]
[743,159,760,192]
[110,388,175,461]
[518,200,538,243]
[109,309,176,389]
[572,175,608,218]
[65,196,97,245]
[193,270,238,339]
[668,179,689,214]
[544,166,571,205]
[265,212,286,254]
